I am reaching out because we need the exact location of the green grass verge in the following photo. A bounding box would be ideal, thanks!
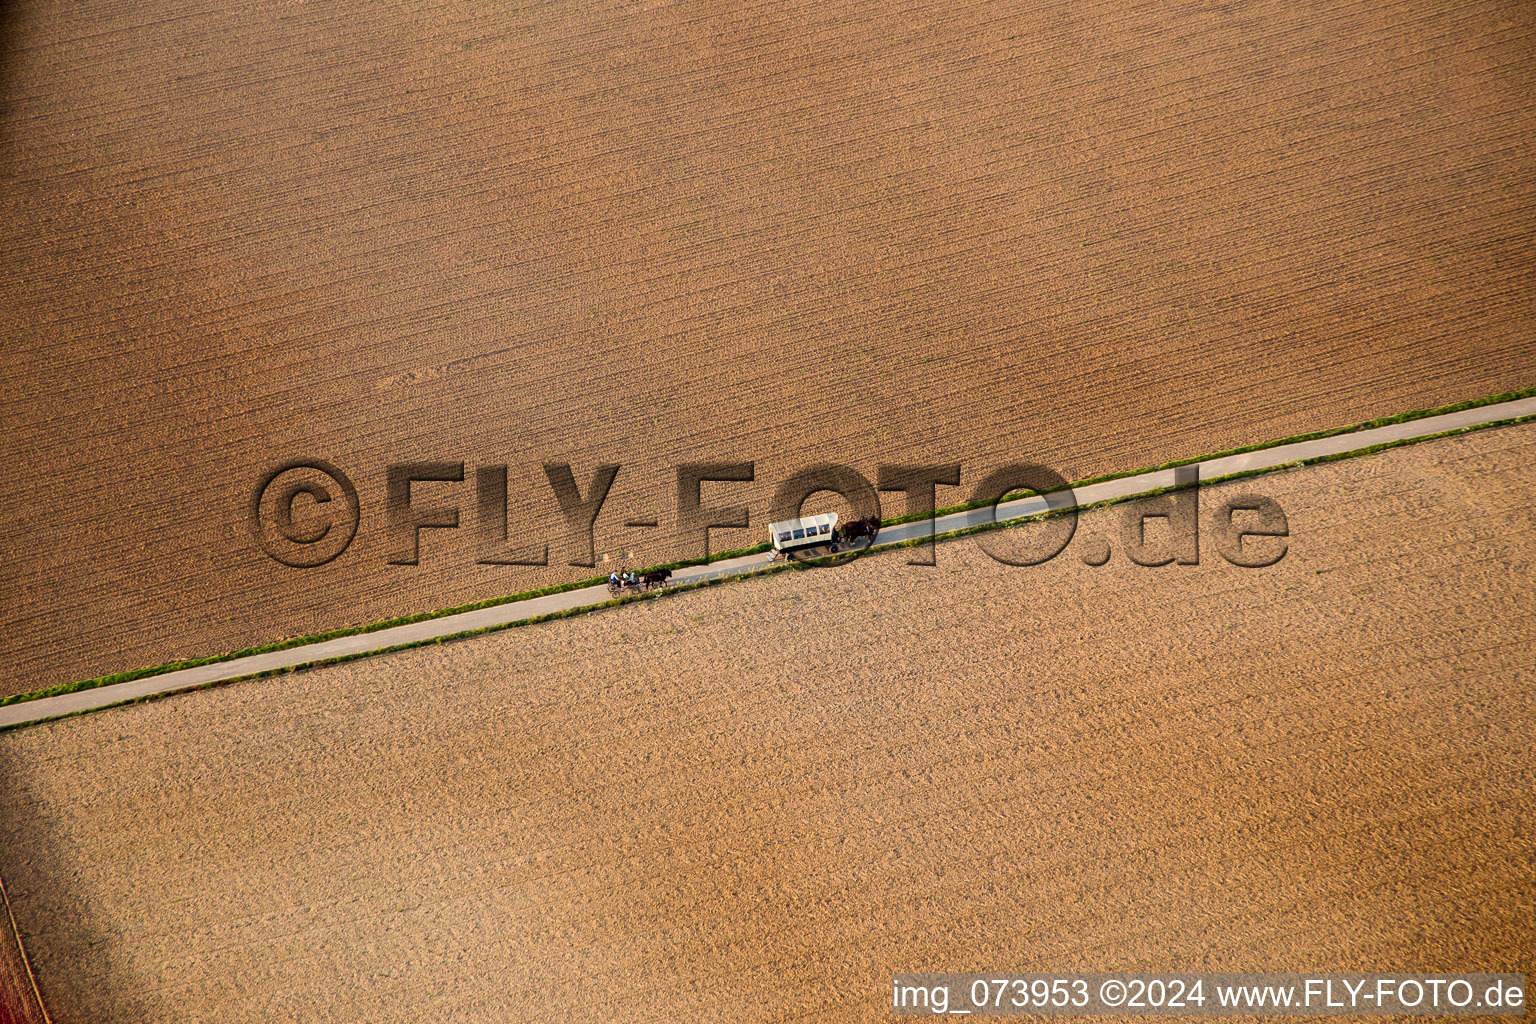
[3,385,1531,718]
[0,559,819,732]
[881,413,1536,551]
[0,546,772,709]
[879,385,1536,527]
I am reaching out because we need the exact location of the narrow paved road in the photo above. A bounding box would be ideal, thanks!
[2,396,1531,729]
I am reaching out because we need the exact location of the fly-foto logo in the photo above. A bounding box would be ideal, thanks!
[249,460,1289,570]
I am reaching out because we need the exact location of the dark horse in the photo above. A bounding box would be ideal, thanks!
[835,515,880,546]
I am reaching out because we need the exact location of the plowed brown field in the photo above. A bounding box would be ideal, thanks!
[2,0,1533,694]
[1,423,1531,1023]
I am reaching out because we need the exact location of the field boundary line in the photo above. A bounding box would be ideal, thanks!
[2,392,1533,730]
[0,872,52,1024]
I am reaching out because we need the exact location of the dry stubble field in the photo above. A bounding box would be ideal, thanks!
[2,0,1534,694]
[1,423,1531,1023]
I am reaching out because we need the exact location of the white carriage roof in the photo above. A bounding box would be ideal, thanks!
[767,512,840,533]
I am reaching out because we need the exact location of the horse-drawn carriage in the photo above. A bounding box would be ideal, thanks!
[607,567,672,595]
[767,512,879,561]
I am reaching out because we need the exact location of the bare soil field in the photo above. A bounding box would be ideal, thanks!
[1,423,1531,1023]
[1,0,1533,695]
